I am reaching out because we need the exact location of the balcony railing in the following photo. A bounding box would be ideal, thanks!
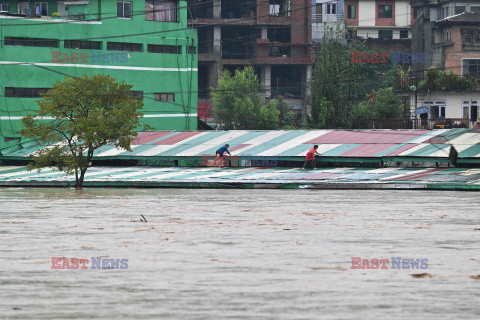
[366,118,472,130]
[314,14,344,23]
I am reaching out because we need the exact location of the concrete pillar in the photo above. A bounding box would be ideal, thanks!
[208,61,222,89]
[261,27,268,39]
[261,65,272,98]
[305,64,312,96]
[213,26,221,54]
[213,0,221,19]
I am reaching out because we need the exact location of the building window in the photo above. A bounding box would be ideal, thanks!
[400,30,409,39]
[464,59,480,77]
[326,3,336,15]
[131,91,144,98]
[454,6,466,15]
[4,37,58,47]
[0,3,9,13]
[461,30,480,50]
[378,5,393,19]
[462,100,478,121]
[154,93,175,102]
[65,40,102,50]
[471,6,480,13]
[430,105,446,118]
[269,0,290,17]
[347,5,356,19]
[378,30,393,40]
[145,1,177,22]
[442,6,449,18]
[107,42,142,52]
[314,3,322,21]
[117,1,132,19]
[34,2,48,16]
[147,44,180,54]
[5,87,49,98]
[430,8,438,21]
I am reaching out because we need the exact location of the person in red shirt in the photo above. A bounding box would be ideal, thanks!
[302,145,321,169]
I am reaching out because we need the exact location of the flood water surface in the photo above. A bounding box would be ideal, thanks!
[1,188,479,319]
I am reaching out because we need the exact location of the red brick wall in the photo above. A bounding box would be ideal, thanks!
[255,0,312,61]
[444,26,480,75]
[345,0,359,26]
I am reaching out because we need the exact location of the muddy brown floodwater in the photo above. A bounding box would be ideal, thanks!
[1,188,480,319]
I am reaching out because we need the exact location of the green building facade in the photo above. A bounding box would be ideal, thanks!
[0,0,197,152]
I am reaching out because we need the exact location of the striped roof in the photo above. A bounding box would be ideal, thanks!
[1,166,480,189]
[3,129,480,159]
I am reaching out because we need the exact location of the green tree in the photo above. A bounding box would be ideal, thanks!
[20,74,146,189]
[351,87,404,128]
[211,66,279,129]
[308,23,396,128]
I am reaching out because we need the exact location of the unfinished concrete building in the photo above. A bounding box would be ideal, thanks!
[188,0,313,123]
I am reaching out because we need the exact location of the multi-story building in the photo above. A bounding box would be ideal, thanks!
[0,1,197,151]
[411,0,480,76]
[345,0,412,51]
[406,0,480,126]
[312,0,345,42]
[188,0,313,122]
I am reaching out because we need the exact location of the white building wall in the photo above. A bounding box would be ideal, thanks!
[358,0,375,27]
[395,0,410,26]
[415,92,480,121]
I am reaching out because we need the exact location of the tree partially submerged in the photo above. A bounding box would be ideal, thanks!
[20,74,145,189]
[212,66,279,129]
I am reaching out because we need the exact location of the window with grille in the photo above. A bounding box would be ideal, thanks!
[131,91,144,98]
[378,30,393,40]
[5,87,50,98]
[65,40,102,50]
[147,44,180,54]
[145,1,177,22]
[107,42,142,52]
[154,93,175,102]
[5,37,58,47]
[463,59,480,77]
[0,3,9,13]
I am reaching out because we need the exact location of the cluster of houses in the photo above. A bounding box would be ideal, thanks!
[314,0,480,128]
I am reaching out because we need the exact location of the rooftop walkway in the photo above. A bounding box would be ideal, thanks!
[1,129,480,166]
[1,166,479,190]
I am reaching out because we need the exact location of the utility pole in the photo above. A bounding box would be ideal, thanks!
[278,95,283,127]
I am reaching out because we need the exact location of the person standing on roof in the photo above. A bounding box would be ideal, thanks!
[302,145,321,170]
[215,144,231,168]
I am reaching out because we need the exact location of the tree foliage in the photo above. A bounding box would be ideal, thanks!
[212,66,279,129]
[351,87,404,128]
[308,23,397,128]
[20,74,145,189]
